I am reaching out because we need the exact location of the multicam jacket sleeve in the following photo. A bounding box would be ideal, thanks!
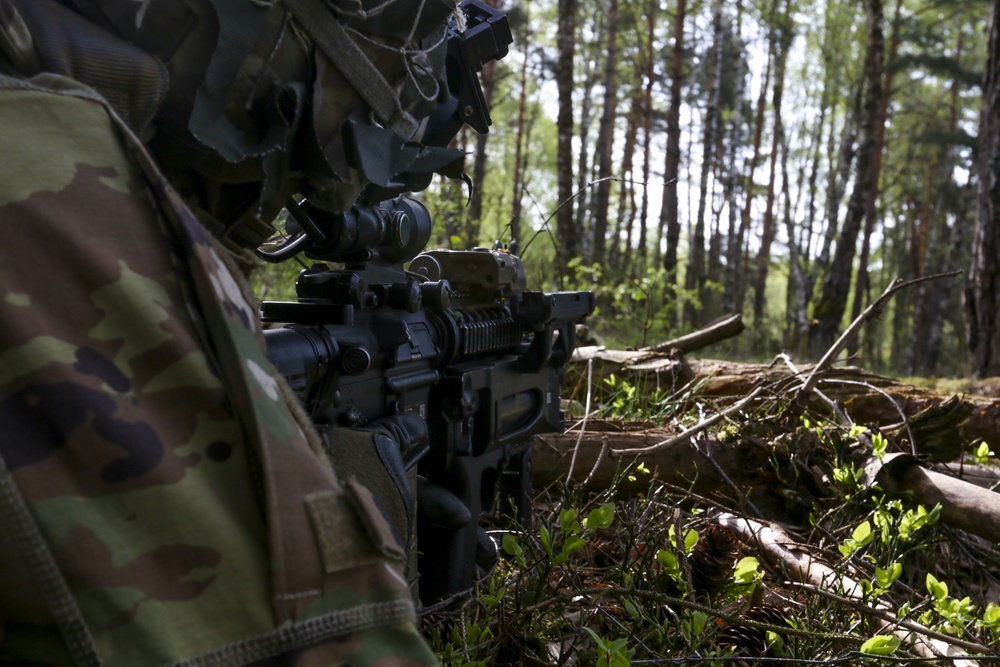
[0,73,437,667]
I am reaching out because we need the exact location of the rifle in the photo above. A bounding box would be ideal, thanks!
[261,196,594,602]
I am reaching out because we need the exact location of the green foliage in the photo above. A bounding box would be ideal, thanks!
[860,634,901,656]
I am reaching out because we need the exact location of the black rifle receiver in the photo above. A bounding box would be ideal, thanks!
[262,197,595,602]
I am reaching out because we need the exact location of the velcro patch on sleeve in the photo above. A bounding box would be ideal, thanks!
[344,479,407,565]
[304,490,373,574]
[304,484,405,575]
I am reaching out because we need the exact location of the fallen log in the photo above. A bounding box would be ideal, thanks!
[564,353,1000,459]
[867,454,1000,544]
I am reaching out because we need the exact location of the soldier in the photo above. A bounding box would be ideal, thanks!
[0,0,461,664]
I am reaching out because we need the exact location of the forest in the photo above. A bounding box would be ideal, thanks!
[253,0,1000,663]
[392,0,998,380]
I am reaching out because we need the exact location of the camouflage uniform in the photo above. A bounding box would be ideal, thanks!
[0,2,447,665]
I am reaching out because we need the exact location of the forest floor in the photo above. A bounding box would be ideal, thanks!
[422,323,1000,665]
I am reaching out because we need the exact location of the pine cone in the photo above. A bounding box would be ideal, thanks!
[690,524,740,594]
[718,603,791,660]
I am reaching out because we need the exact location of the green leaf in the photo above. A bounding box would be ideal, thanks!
[623,598,642,621]
[582,626,609,652]
[876,562,903,589]
[684,528,700,555]
[584,502,616,531]
[562,535,587,557]
[852,520,874,545]
[656,549,679,571]
[983,603,1000,627]
[848,424,870,438]
[559,508,579,535]
[860,635,900,655]
[501,533,523,558]
[681,610,708,639]
[926,573,948,601]
[733,556,760,584]
[539,525,552,555]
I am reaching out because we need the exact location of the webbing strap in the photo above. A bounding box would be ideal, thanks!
[281,0,419,137]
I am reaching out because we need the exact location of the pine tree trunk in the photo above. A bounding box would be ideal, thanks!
[723,2,746,317]
[466,0,500,246]
[848,0,900,359]
[810,0,885,358]
[967,0,1000,378]
[574,11,602,259]
[510,0,533,244]
[591,0,620,269]
[684,0,724,327]
[659,0,687,281]
[556,0,578,275]
[736,18,774,315]
[614,90,642,272]
[637,0,657,276]
[752,0,791,334]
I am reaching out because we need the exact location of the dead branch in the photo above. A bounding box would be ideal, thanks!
[608,387,764,458]
[640,313,745,354]
[717,513,988,661]
[789,271,962,419]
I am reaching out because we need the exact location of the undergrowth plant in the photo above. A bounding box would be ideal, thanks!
[423,405,1000,666]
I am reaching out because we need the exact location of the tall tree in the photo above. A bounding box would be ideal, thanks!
[636,0,658,276]
[467,0,503,244]
[735,11,775,316]
[685,0,725,327]
[847,0,902,358]
[810,0,886,357]
[659,0,688,282]
[509,0,534,244]
[967,0,1000,378]
[556,0,578,275]
[722,2,746,316]
[752,0,793,332]
[591,0,621,268]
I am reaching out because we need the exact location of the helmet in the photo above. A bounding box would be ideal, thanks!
[40,0,465,248]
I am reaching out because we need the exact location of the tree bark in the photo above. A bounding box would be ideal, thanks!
[509,0,533,244]
[736,13,774,315]
[810,0,885,358]
[636,0,657,276]
[590,0,619,269]
[752,0,792,333]
[556,0,578,275]
[847,0,900,359]
[659,0,687,281]
[684,0,724,328]
[967,0,1000,378]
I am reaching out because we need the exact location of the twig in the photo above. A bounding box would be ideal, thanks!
[581,439,610,488]
[774,353,850,424]
[566,358,595,485]
[819,377,917,455]
[609,387,764,458]
[788,271,962,419]
[786,581,991,656]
